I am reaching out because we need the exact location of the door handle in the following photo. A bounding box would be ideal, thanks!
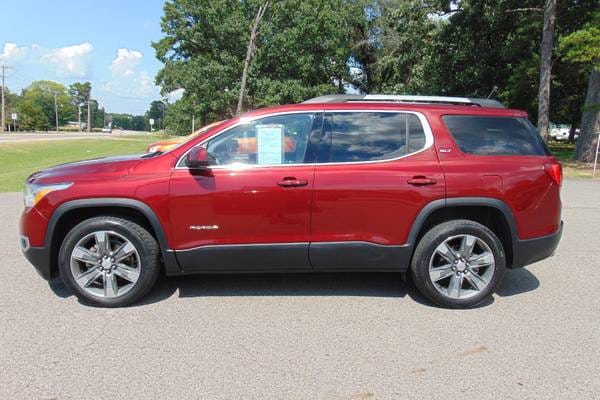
[277,177,308,187]
[408,176,437,186]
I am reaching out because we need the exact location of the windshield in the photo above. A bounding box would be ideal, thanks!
[168,120,226,151]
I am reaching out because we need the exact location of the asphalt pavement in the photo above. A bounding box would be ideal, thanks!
[1,179,599,399]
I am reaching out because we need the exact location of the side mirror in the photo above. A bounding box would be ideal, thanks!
[185,146,210,169]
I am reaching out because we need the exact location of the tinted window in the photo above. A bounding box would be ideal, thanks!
[203,113,314,166]
[443,116,550,156]
[323,112,427,163]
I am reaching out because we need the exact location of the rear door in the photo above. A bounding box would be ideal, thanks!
[309,111,445,270]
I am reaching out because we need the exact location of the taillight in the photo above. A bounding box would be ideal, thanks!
[544,163,562,186]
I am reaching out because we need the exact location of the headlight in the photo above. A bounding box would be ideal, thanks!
[23,182,72,208]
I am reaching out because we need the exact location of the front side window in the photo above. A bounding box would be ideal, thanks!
[322,112,427,163]
[443,115,550,156]
[202,113,314,166]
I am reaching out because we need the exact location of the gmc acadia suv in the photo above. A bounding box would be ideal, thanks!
[19,94,563,308]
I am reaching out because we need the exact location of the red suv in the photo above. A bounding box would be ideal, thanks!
[19,95,563,308]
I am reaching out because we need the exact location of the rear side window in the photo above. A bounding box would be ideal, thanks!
[443,115,550,156]
[322,112,427,163]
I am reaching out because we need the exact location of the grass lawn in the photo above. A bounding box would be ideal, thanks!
[547,142,595,178]
[0,136,165,192]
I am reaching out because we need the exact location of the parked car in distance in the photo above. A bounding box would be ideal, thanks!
[146,120,225,153]
[20,94,563,308]
[101,125,112,133]
[549,125,579,142]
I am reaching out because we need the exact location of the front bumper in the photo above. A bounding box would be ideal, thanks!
[21,241,52,280]
[19,207,53,280]
[511,221,563,268]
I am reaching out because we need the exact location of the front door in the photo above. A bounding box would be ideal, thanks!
[169,112,320,271]
[309,111,445,269]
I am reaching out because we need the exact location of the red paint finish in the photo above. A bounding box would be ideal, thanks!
[19,101,562,261]
[20,207,48,247]
[169,166,315,249]
[428,112,562,239]
[310,147,445,245]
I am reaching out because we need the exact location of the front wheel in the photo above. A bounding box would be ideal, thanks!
[58,217,160,307]
[411,219,506,308]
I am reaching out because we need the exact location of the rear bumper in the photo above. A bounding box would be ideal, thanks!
[511,221,563,268]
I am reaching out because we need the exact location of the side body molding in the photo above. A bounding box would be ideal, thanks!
[46,198,180,273]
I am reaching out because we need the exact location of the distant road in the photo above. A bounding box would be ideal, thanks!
[0,131,152,143]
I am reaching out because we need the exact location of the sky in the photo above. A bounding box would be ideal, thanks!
[0,0,179,114]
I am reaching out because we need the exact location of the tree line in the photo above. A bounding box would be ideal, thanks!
[153,0,599,162]
[2,80,165,132]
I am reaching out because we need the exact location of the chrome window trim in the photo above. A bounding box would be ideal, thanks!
[175,109,434,170]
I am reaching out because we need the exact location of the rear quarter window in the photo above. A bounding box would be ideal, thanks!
[443,115,550,156]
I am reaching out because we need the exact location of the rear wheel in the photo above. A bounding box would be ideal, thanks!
[411,219,506,308]
[58,217,160,307]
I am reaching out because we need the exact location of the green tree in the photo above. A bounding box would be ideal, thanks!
[559,11,600,162]
[17,98,47,131]
[69,82,92,129]
[18,81,72,131]
[153,0,362,133]
[419,0,596,124]
[2,88,20,131]
[131,115,147,131]
[146,100,167,129]
[91,101,106,129]
[349,0,443,94]
[163,99,194,134]
[152,0,597,140]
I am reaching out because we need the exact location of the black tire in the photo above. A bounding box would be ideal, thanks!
[410,219,506,309]
[58,216,160,307]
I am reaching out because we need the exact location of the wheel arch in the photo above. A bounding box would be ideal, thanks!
[408,198,518,268]
[45,198,179,278]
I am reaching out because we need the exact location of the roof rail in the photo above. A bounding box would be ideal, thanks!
[302,94,505,108]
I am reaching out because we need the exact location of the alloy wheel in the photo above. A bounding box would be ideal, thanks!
[70,230,141,299]
[428,234,496,300]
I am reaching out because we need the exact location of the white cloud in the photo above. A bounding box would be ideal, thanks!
[110,48,143,76]
[41,42,93,77]
[167,88,185,103]
[137,71,160,97]
[98,70,159,99]
[0,42,28,62]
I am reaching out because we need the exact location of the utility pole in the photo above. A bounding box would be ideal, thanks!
[1,64,13,133]
[78,104,82,131]
[54,93,59,133]
[87,99,92,133]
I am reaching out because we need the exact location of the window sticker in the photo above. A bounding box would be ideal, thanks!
[256,124,284,165]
